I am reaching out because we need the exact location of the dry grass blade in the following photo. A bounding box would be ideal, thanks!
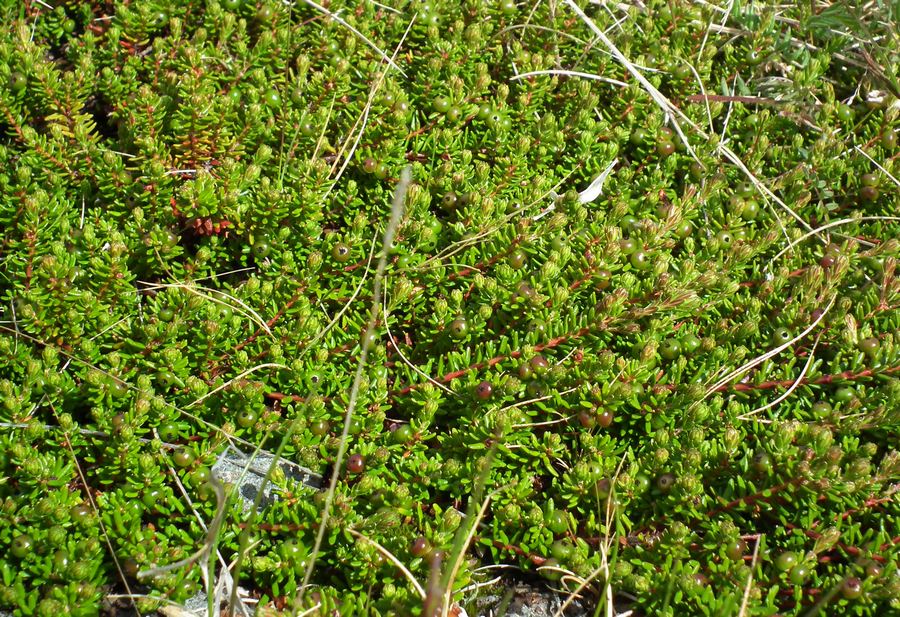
[555,453,628,617]
[294,604,325,617]
[737,536,762,617]
[52,404,142,617]
[458,573,504,595]
[440,490,495,616]
[561,0,696,158]
[511,69,628,87]
[536,562,578,584]
[422,168,577,267]
[226,433,309,614]
[716,143,805,237]
[767,216,900,265]
[737,335,822,421]
[562,0,821,242]
[145,442,244,617]
[157,442,225,617]
[137,473,227,580]
[697,0,735,60]
[504,386,579,413]
[705,295,835,398]
[348,530,426,599]
[296,167,411,603]
[310,95,336,163]
[186,362,287,409]
[138,281,273,338]
[383,293,457,396]
[299,234,378,357]
[328,16,415,186]
[510,415,574,429]
[299,0,406,77]
[685,62,714,135]
[854,145,900,187]
[578,157,619,204]
[0,326,261,457]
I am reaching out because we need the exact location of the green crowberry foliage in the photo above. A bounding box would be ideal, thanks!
[1,0,899,615]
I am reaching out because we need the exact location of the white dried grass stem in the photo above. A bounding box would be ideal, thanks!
[737,335,821,420]
[349,530,426,599]
[706,296,835,397]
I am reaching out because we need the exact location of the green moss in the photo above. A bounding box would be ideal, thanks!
[0,0,899,615]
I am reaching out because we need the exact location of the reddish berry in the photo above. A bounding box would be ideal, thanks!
[347,454,365,474]
[475,381,493,400]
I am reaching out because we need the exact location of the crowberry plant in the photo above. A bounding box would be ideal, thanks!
[0,0,898,615]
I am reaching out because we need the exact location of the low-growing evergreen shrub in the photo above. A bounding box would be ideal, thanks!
[0,0,898,615]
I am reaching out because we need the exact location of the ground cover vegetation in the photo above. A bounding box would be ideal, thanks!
[0,0,898,614]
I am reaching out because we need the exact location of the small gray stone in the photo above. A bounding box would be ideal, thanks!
[211,446,322,514]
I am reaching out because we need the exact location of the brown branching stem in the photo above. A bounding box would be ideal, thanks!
[721,364,900,393]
